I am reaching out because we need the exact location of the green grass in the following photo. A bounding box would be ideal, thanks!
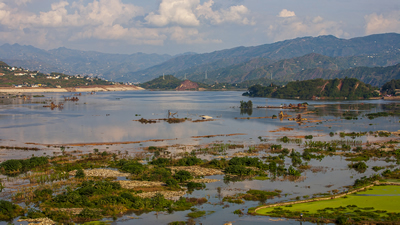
[187,210,206,218]
[253,176,270,180]
[380,179,400,183]
[257,186,400,215]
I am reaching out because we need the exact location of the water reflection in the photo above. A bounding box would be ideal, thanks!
[0,91,399,225]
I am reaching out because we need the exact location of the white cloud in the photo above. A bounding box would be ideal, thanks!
[196,0,253,25]
[146,0,253,27]
[0,0,252,50]
[278,9,295,18]
[145,0,200,27]
[267,16,348,42]
[365,11,400,35]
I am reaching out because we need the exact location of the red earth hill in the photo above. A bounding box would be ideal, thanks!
[176,80,199,91]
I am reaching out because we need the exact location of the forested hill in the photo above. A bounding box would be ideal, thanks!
[293,63,400,87]
[381,79,400,95]
[179,52,400,84]
[126,33,400,82]
[243,78,379,99]
[139,75,183,90]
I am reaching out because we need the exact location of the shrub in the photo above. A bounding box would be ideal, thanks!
[208,159,228,169]
[0,200,24,221]
[225,165,256,176]
[287,166,301,176]
[33,188,53,202]
[348,162,368,172]
[336,216,349,224]
[166,178,178,187]
[229,157,261,167]
[187,210,206,218]
[174,170,193,182]
[186,182,205,191]
[75,168,85,179]
[27,208,45,219]
[233,209,243,215]
[141,167,172,182]
[176,157,203,166]
[0,156,49,175]
[150,158,171,166]
[78,208,102,219]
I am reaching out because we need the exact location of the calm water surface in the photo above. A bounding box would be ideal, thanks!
[0,91,399,225]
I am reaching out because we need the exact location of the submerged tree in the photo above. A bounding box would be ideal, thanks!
[240,100,253,116]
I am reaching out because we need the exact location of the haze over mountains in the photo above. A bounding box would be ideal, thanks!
[1,33,400,86]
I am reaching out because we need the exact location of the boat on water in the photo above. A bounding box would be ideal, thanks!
[201,115,213,119]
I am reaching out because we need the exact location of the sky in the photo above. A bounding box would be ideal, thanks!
[0,0,399,55]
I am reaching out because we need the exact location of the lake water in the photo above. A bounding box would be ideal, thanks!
[0,90,399,225]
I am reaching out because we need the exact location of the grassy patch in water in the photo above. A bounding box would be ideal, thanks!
[256,186,400,223]
[253,176,270,180]
[187,210,206,218]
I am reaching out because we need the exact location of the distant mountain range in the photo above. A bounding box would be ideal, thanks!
[1,33,400,85]
[127,33,400,83]
[0,44,172,81]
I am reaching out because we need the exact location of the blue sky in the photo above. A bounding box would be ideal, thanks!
[0,0,399,55]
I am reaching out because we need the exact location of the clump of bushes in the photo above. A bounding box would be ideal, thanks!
[175,157,203,166]
[0,200,24,221]
[75,168,85,178]
[174,170,193,182]
[348,162,368,173]
[225,165,256,176]
[0,156,49,175]
[186,182,205,191]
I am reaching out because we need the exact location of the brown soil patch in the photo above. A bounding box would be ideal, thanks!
[118,180,165,189]
[337,80,343,91]
[319,81,330,93]
[191,178,220,183]
[137,191,186,199]
[192,119,216,122]
[233,152,259,157]
[18,218,56,225]
[191,133,246,138]
[176,80,199,91]
[354,82,359,91]
[269,127,294,133]
[69,169,130,178]
[168,166,224,176]
[307,119,323,123]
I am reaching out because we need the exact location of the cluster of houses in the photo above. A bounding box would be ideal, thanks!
[1,65,120,88]
[0,66,38,77]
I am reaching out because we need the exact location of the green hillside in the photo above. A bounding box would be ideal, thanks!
[139,75,185,90]
[294,63,400,87]
[381,79,400,95]
[126,33,400,82]
[178,52,400,86]
[243,78,379,99]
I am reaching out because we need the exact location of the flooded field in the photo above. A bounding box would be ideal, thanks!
[0,91,399,225]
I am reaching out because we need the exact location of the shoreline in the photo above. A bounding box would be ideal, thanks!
[0,85,144,94]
